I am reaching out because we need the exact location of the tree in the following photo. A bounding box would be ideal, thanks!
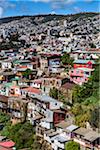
[49,87,68,104]
[72,65,99,128]
[1,122,36,149]
[89,107,100,129]
[22,68,32,79]
[49,87,59,99]
[61,53,74,67]
[65,141,80,150]
[0,112,10,125]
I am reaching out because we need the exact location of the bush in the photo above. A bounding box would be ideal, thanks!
[65,141,80,150]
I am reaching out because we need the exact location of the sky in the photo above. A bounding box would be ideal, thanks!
[0,0,99,18]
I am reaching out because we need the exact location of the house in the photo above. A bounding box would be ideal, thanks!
[30,79,42,89]
[27,101,43,126]
[0,83,21,97]
[55,122,79,140]
[55,121,72,133]
[0,95,8,112]
[41,77,67,95]
[39,56,48,71]
[0,60,12,70]
[8,96,28,123]
[44,129,59,144]
[47,55,62,74]
[21,87,42,97]
[73,127,100,150]
[9,85,21,97]
[64,124,79,139]
[0,83,14,96]
[18,78,29,87]
[69,67,94,85]
[39,52,62,74]
[31,56,40,69]
[60,81,75,103]
[70,48,100,60]
[51,134,69,150]
[44,128,69,150]
[30,94,65,129]
[73,59,95,69]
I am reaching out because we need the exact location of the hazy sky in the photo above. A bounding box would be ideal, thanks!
[0,0,99,18]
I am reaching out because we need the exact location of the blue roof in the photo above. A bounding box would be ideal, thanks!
[74,59,95,64]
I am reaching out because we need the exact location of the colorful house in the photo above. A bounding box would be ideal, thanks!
[69,68,94,85]
[73,59,95,69]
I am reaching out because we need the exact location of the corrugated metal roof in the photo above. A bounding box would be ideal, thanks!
[31,94,62,103]
[66,124,78,132]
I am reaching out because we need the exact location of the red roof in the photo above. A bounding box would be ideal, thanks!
[86,48,100,52]
[19,66,28,69]
[0,141,15,148]
[87,61,92,65]
[23,87,41,94]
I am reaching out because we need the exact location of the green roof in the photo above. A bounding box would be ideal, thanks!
[4,82,13,88]
[13,60,20,64]
[11,76,20,81]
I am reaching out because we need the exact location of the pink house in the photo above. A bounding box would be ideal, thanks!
[69,68,94,85]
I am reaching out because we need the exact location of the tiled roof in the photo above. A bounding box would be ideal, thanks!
[22,87,41,94]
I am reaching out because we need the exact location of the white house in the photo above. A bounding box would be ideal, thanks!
[0,60,12,69]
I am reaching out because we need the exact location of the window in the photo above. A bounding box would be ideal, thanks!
[76,70,79,74]
[85,72,89,75]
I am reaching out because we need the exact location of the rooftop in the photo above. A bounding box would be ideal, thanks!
[83,131,100,142]
[74,127,91,136]
[31,94,62,104]
[51,134,69,143]
[55,121,71,129]
[74,59,95,64]
[77,67,94,72]
[22,87,41,94]
[0,140,15,148]
[66,124,79,132]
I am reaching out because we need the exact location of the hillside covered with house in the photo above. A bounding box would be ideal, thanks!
[0,12,99,150]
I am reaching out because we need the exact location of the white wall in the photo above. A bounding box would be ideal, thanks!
[40,121,51,129]
[2,62,12,69]
[50,101,63,110]
[31,83,41,89]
